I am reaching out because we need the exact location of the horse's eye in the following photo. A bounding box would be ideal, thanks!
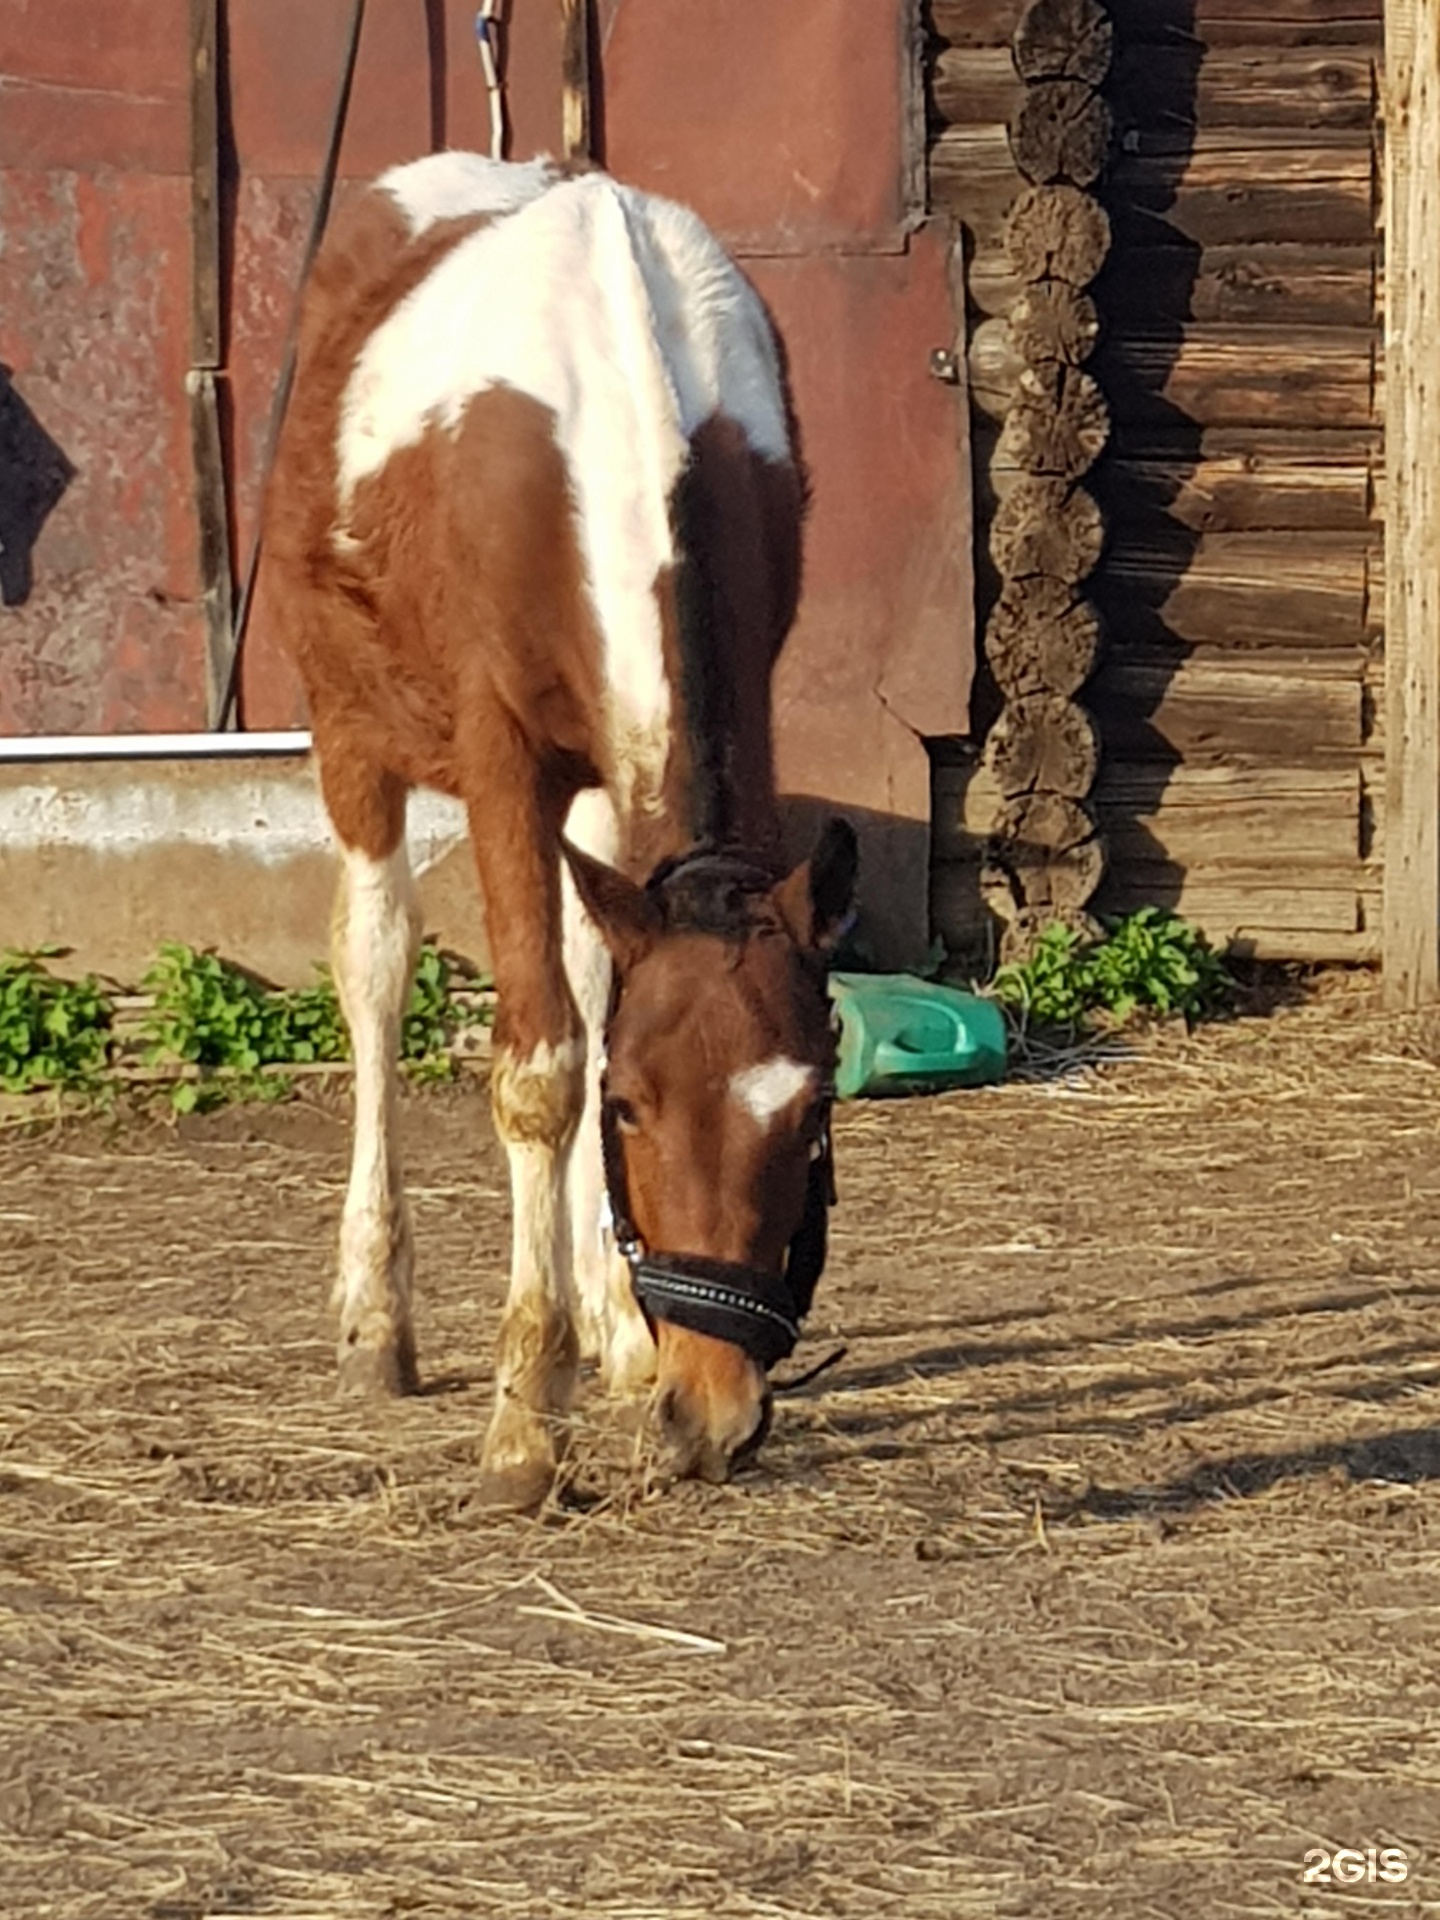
[606,1095,640,1135]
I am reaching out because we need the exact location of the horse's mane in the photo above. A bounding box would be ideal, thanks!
[645,845,784,942]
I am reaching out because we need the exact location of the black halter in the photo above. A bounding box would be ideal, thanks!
[598,848,837,1373]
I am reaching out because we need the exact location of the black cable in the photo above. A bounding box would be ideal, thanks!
[218,0,368,731]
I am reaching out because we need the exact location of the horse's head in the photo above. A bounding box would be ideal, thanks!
[565,819,858,1484]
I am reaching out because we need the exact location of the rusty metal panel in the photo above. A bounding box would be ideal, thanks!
[0,0,190,174]
[602,0,923,255]
[0,89,206,733]
[758,233,973,964]
[227,0,563,181]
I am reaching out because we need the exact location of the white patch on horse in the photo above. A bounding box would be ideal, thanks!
[335,160,791,816]
[378,152,557,234]
[730,1057,815,1129]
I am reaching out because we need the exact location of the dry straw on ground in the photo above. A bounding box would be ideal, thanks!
[3,979,1439,1917]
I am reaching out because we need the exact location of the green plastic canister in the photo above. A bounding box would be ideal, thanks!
[828,972,1008,1100]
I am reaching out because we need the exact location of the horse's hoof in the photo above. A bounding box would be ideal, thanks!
[475,1456,555,1514]
[336,1334,418,1399]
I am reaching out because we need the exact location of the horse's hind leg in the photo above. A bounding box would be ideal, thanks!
[319,753,422,1396]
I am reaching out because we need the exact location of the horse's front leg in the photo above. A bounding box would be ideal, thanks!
[561,789,657,1400]
[321,762,422,1397]
[468,752,586,1510]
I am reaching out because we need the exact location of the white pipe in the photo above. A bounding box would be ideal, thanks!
[0,731,313,762]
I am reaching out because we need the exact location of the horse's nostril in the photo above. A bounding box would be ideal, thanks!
[654,1384,682,1434]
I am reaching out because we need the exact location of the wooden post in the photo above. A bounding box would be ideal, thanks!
[1383,0,1440,1004]
[189,0,236,730]
[560,0,592,162]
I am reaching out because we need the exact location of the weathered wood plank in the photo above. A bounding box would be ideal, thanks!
[928,122,1022,242]
[1094,867,1366,934]
[1113,45,1376,128]
[189,0,221,370]
[1096,531,1371,648]
[934,127,1377,246]
[560,0,592,161]
[930,45,1375,132]
[927,0,1027,50]
[928,0,1384,48]
[1102,0,1383,44]
[189,0,234,729]
[934,759,1362,863]
[931,857,1379,958]
[928,47,1020,125]
[1381,0,1440,1002]
[1093,763,1362,867]
[1105,135,1377,249]
[1102,428,1376,532]
[189,370,235,731]
[975,322,1377,435]
[969,240,1377,325]
[1095,245,1377,329]
[1090,651,1367,760]
[1095,325,1377,430]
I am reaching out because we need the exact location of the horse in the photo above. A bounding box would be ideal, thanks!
[262,152,857,1506]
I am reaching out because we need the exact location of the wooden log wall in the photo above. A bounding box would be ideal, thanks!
[927,0,1385,963]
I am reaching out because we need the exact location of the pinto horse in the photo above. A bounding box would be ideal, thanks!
[264,153,857,1505]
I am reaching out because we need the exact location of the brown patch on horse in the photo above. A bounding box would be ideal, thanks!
[300,386,607,813]
[652,413,805,859]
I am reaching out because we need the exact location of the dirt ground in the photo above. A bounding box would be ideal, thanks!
[4,982,1440,1919]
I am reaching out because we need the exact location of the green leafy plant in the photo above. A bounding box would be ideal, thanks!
[140,944,299,1075]
[401,942,463,1079]
[990,922,1094,1029]
[992,908,1233,1032]
[0,948,113,1093]
[139,942,487,1109]
[1083,907,1234,1022]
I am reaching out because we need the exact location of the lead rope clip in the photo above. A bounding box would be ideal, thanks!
[474,3,506,161]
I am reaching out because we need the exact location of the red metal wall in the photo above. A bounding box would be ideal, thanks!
[1,0,972,957]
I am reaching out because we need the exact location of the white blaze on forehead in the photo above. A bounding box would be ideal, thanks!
[730,1056,816,1128]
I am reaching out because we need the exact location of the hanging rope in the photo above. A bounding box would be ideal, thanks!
[475,3,506,160]
[220,0,511,727]
[219,0,368,731]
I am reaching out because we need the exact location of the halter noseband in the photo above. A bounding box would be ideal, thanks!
[599,847,837,1373]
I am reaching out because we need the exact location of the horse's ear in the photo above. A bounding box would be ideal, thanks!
[772,817,859,951]
[562,842,663,971]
